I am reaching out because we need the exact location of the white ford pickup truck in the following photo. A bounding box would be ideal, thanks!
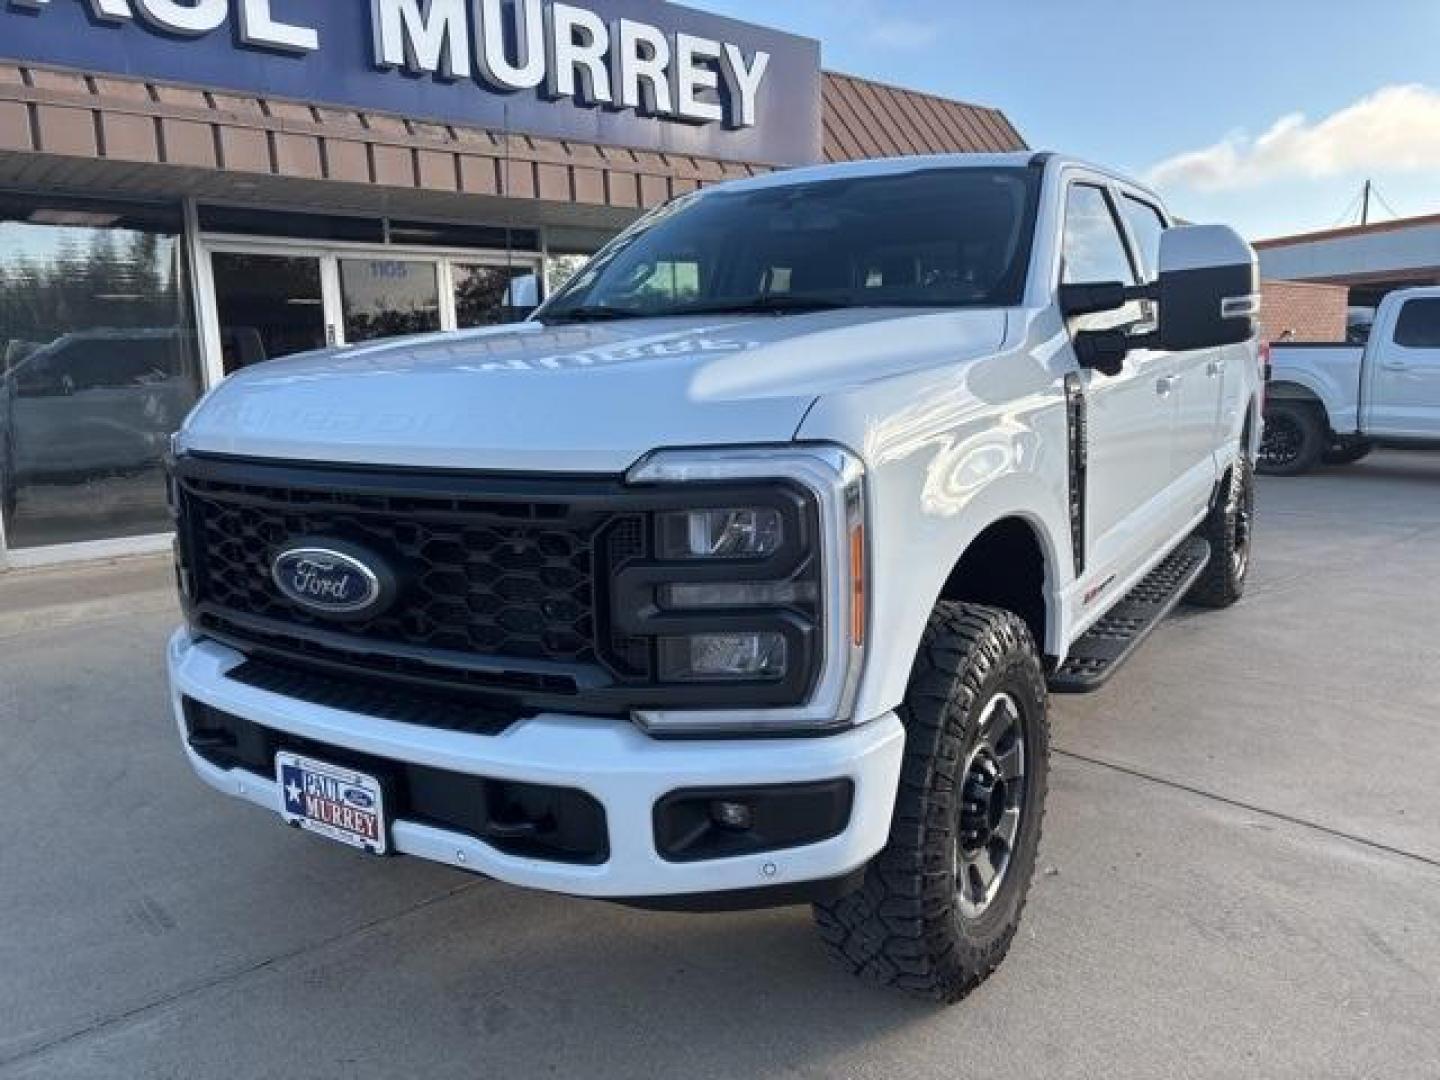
[1263,286,1440,474]
[167,153,1262,1003]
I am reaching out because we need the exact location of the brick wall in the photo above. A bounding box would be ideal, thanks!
[1260,279,1348,343]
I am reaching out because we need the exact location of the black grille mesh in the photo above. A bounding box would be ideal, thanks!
[227,658,517,735]
[181,474,638,676]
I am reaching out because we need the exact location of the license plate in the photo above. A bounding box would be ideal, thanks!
[276,752,388,855]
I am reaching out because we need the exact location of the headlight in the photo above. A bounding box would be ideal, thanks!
[620,445,868,736]
[659,508,784,559]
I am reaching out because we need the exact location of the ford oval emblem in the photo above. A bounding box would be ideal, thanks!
[271,543,390,619]
[343,788,376,810]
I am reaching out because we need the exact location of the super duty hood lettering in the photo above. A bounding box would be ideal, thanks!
[180,310,1008,472]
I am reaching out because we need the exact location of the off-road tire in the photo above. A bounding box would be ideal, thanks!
[1322,440,1374,466]
[1259,400,1326,476]
[813,603,1049,1004]
[1187,456,1255,609]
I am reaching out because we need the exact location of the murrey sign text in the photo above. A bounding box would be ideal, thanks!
[10,0,772,129]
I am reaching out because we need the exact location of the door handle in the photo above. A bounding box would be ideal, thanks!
[1381,360,1410,371]
[1206,358,1225,377]
[1156,375,1179,396]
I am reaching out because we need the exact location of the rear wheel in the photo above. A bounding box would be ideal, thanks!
[813,603,1048,1004]
[1188,456,1254,609]
[1259,400,1326,476]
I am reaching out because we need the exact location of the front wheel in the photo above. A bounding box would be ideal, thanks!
[813,603,1049,1004]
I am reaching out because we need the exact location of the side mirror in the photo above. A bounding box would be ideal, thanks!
[1153,224,1259,351]
[1059,283,1136,376]
[1059,281,1130,320]
[1060,224,1259,376]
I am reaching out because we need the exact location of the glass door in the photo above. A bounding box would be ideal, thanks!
[201,239,544,378]
[337,257,442,343]
[211,251,329,375]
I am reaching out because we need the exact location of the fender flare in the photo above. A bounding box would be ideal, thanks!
[850,471,1071,724]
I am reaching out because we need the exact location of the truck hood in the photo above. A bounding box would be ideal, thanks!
[180,309,1009,472]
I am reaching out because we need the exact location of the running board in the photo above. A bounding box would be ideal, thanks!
[1049,536,1212,694]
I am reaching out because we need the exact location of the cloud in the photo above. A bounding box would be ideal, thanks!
[869,18,942,51]
[1145,84,1440,193]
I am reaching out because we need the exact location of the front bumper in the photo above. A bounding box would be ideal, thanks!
[168,630,905,900]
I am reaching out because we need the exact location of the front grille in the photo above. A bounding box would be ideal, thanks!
[174,456,647,706]
[171,453,826,722]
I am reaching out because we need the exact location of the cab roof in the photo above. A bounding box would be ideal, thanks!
[710,152,1160,206]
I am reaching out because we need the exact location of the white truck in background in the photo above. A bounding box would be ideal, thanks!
[166,153,1262,1003]
[1262,286,1440,474]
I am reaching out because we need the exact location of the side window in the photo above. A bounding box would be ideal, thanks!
[1062,183,1142,329]
[1120,195,1168,282]
[1062,184,1139,287]
[1393,299,1440,348]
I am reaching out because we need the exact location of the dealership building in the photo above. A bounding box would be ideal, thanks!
[1257,214,1440,305]
[0,0,1025,569]
[1256,213,1440,343]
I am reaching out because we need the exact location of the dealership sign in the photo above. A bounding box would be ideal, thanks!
[1,0,821,164]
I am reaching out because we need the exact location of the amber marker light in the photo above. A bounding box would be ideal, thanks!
[850,524,867,647]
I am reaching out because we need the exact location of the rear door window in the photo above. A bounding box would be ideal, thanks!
[1120,195,1168,282]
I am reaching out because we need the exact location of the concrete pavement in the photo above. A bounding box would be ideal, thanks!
[2,451,1438,1079]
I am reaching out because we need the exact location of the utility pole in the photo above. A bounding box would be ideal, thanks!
[1361,179,1372,226]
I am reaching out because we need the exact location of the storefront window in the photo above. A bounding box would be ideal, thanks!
[454,264,539,328]
[339,258,441,343]
[0,195,201,550]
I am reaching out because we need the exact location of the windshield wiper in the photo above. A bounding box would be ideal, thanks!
[536,305,646,326]
[676,295,853,317]
[538,295,852,325]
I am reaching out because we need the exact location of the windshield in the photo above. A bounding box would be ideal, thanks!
[538,167,1040,323]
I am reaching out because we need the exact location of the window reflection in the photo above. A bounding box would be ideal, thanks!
[339,258,441,343]
[0,197,201,549]
[212,252,327,373]
[454,264,539,328]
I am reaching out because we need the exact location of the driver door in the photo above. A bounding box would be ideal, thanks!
[1061,180,1181,601]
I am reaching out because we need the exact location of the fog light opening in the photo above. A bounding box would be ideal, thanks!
[709,800,754,832]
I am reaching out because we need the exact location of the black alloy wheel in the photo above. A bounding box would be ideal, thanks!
[1258,401,1326,476]
[956,692,1029,919]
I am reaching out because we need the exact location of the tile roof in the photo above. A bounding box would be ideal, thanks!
[821,72,1027,161]
[0,62,1026,213]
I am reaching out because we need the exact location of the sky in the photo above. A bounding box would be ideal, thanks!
[686,0,1440,241]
